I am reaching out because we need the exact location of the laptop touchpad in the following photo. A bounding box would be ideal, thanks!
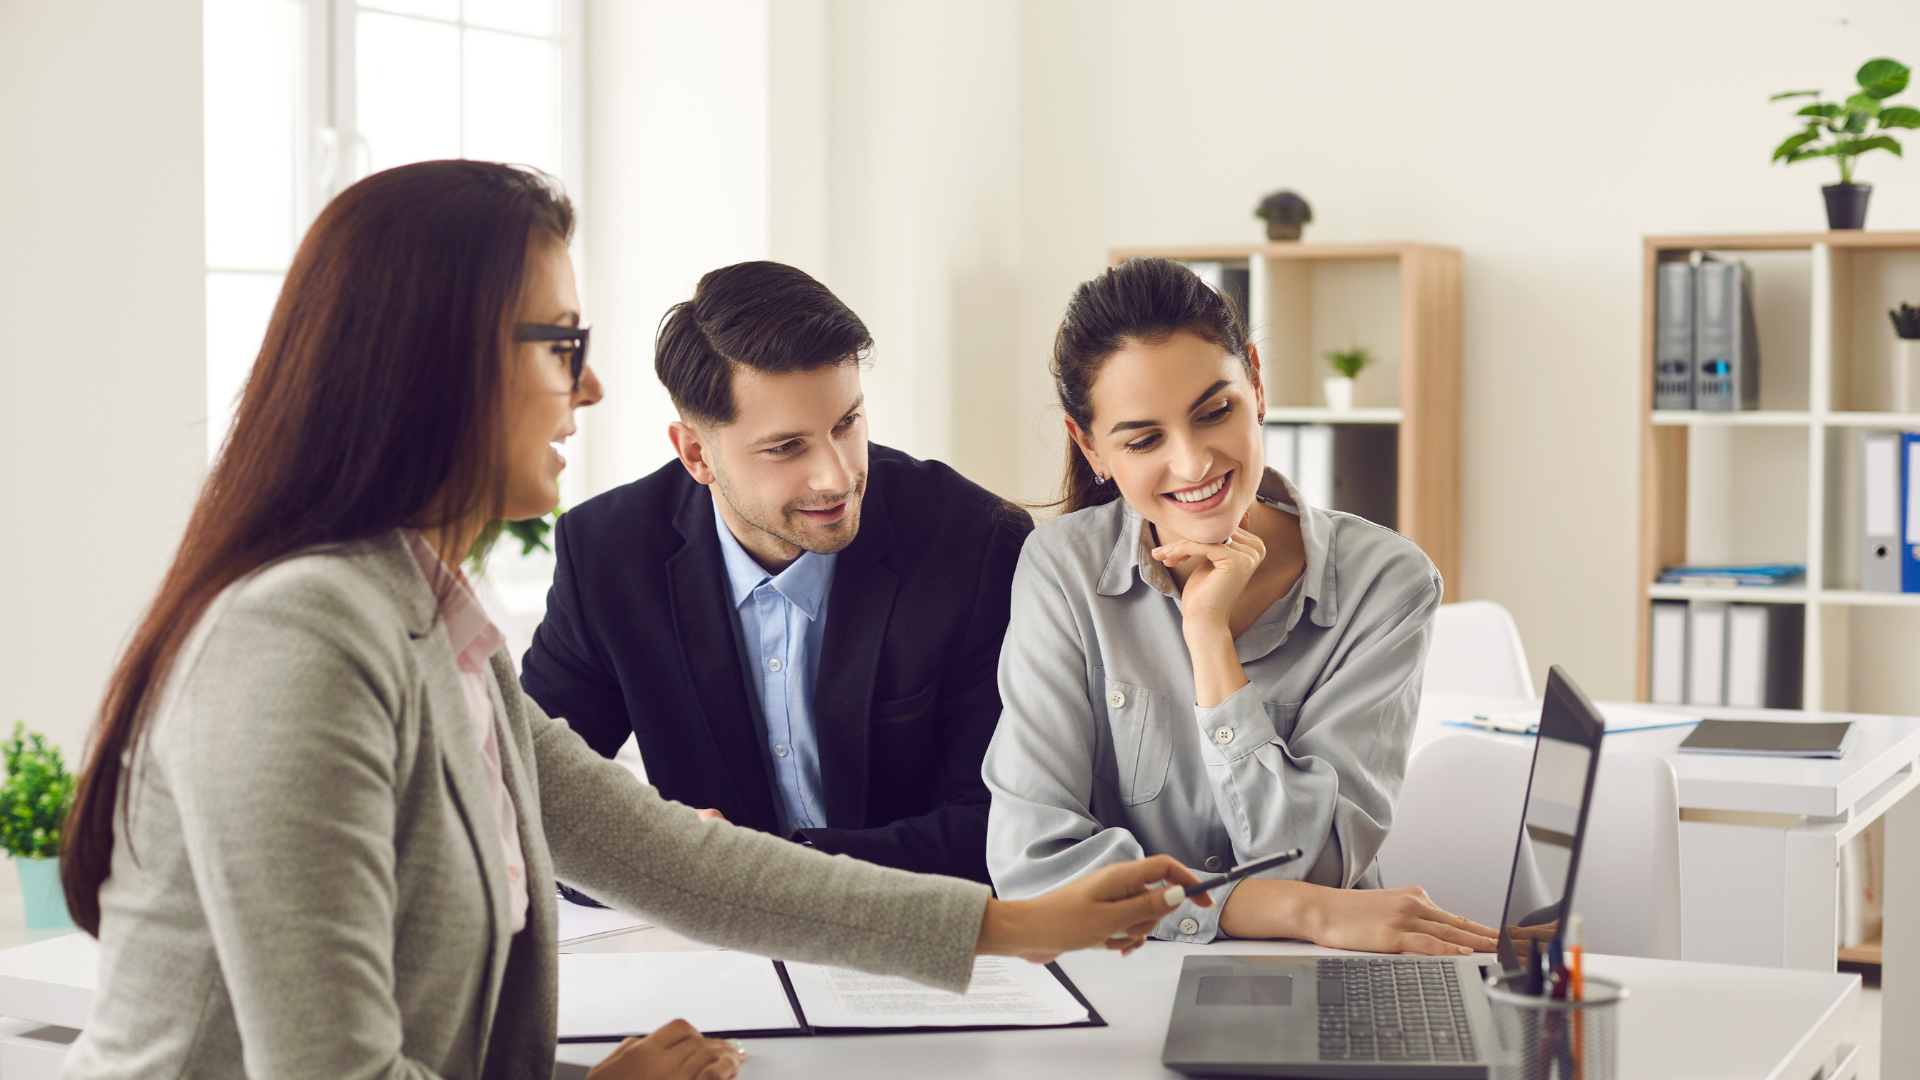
[1195,975,1293,1006]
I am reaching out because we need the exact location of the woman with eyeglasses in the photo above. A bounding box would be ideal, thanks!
[59,161,1202,1080]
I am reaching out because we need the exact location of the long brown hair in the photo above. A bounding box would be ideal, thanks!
[61,161,573,934]
[1050,257,1251,513]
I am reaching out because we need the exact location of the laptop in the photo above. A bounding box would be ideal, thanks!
[1161,665,1606,1079]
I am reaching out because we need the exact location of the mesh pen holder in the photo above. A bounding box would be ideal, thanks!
[1482,971,1625,1080]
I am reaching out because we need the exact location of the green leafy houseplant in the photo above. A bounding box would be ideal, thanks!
[1771,58,1918,184]
[467,509,562,570]
[0,723,73,860]
[1325,346,1375,380]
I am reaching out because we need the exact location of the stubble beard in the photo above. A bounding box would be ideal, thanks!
[714,468,867,557]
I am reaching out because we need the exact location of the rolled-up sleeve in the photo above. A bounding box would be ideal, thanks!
[1194,575,1440,889]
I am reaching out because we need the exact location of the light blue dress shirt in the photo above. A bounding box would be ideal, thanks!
[712,495,837,836]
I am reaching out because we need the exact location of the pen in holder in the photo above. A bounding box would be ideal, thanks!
[1482,969,1625,1080]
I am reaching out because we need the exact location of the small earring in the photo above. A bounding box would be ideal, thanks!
[1093,473,1108,486]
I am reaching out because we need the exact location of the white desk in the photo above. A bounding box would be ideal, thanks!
[553,930,1862,1079]
[0,926,1862,1080]
[1419,693,1920,1076]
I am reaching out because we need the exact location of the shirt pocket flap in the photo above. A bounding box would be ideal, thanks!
[1104,679,1173,806]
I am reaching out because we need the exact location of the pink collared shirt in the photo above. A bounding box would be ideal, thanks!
[406,531,529,934]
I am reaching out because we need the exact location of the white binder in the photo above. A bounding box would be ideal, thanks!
[1864,431,1902,592]
[1686,601,1728,706]
[1649,601,1689,705]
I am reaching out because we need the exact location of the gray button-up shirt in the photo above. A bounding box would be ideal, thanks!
[983,469,1440,943]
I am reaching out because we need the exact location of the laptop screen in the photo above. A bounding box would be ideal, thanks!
[1495,666,1606,972]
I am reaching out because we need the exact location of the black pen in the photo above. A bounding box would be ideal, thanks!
[1182,848,1306,896]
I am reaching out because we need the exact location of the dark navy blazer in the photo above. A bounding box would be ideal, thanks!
[520,445,1031,883]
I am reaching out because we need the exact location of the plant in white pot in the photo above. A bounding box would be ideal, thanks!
[1323,346,1374,411]
[0,723,75,929]
[1893,303,1920,413]
[1771,57,1918,230]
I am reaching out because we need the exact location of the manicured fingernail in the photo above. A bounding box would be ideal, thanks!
[1457,946,1470,955]
[1163,885,1186,907]
[1110,930,1130,938]
[727,1038,746,1055]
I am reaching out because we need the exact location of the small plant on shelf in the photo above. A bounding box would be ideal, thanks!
[1771,57,1919,229]
[1894,303,1920,412]
[1254,190,1313,242]
[1321,345,1374,411]
[1892,303,1920,340]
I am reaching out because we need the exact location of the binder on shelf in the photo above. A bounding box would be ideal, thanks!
[1685,600,1728,706]
[1649,600,1689,706]
[1263,424,1298,487]
[1653,260,1695,409]
[1723,603,1804,709]
[1181,260,1251,336]
[1294,424,1334,509]
[1693,258,1759,412]
[1905,432,1920,593]
[1863,431,1902,592]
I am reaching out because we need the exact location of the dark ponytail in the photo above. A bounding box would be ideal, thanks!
[1050,257,1251,513]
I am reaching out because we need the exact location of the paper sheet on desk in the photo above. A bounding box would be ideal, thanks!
[556,896,649,945]
[784,956,1088,1029]
[1443,702,1701,736]
[557,951,799,1040]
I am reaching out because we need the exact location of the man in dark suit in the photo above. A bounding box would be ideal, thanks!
[521,261,1029,884]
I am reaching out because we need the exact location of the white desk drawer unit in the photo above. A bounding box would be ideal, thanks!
[1418,693,1920,1078]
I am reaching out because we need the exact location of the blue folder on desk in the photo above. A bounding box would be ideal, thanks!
[1443,701,1700,736]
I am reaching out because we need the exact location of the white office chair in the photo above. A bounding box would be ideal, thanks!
[1423,599,1536,700]
[1376,735,1683,960]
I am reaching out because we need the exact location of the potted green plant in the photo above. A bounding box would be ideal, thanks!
[1771,57,1919,230]
[1254,190,1313,242]
[1892,302,1920,412]
[1322,345,1374,410]
[0,722,75,929]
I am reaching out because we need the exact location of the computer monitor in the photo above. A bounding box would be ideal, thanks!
[1495,665,1606,973]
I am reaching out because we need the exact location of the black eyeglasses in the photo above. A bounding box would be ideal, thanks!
[514,323,590,391]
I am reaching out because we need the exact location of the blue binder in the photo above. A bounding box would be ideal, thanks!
[1905,432,1920,592]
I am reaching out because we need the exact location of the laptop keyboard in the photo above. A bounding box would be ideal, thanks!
[1316,958,1476,1063]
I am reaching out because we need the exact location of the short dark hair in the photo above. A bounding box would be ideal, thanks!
[655,261,872,425]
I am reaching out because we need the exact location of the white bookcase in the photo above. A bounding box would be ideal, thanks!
[1639,232,1920,715]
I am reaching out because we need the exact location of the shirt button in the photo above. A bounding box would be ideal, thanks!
[774,744,789,757]
[768,657,783,672]
[1204,856,1223,872]
[1179,918,1200,936]
[1213,725,1234,746]
[1108,690,1126,709]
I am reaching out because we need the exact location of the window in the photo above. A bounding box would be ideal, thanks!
[203,0,583,646]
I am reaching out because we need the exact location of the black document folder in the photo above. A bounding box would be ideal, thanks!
[1677,718,1851,758]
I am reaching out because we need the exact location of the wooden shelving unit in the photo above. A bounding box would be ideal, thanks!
[1636,231,1920,711]
[1111,243,1463,589]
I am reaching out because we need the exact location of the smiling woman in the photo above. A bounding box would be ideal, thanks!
[984,257,1497,960]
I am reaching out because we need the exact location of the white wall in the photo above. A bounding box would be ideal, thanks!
[819,0,1920,701]
[580,0,776,493]
[0,0,206,756]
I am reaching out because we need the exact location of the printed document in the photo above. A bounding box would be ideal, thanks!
[785,955,1089,1028]
[557,951,798,1040]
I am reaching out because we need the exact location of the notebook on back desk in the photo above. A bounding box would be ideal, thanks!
[1161,665,1607,1079]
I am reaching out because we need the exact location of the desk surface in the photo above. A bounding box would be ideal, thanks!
[554,931,1859,1080]
[1419,692,1920,818]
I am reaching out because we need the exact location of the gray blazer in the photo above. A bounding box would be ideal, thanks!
[64,532,990,1080]
[983,470,1439,944]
